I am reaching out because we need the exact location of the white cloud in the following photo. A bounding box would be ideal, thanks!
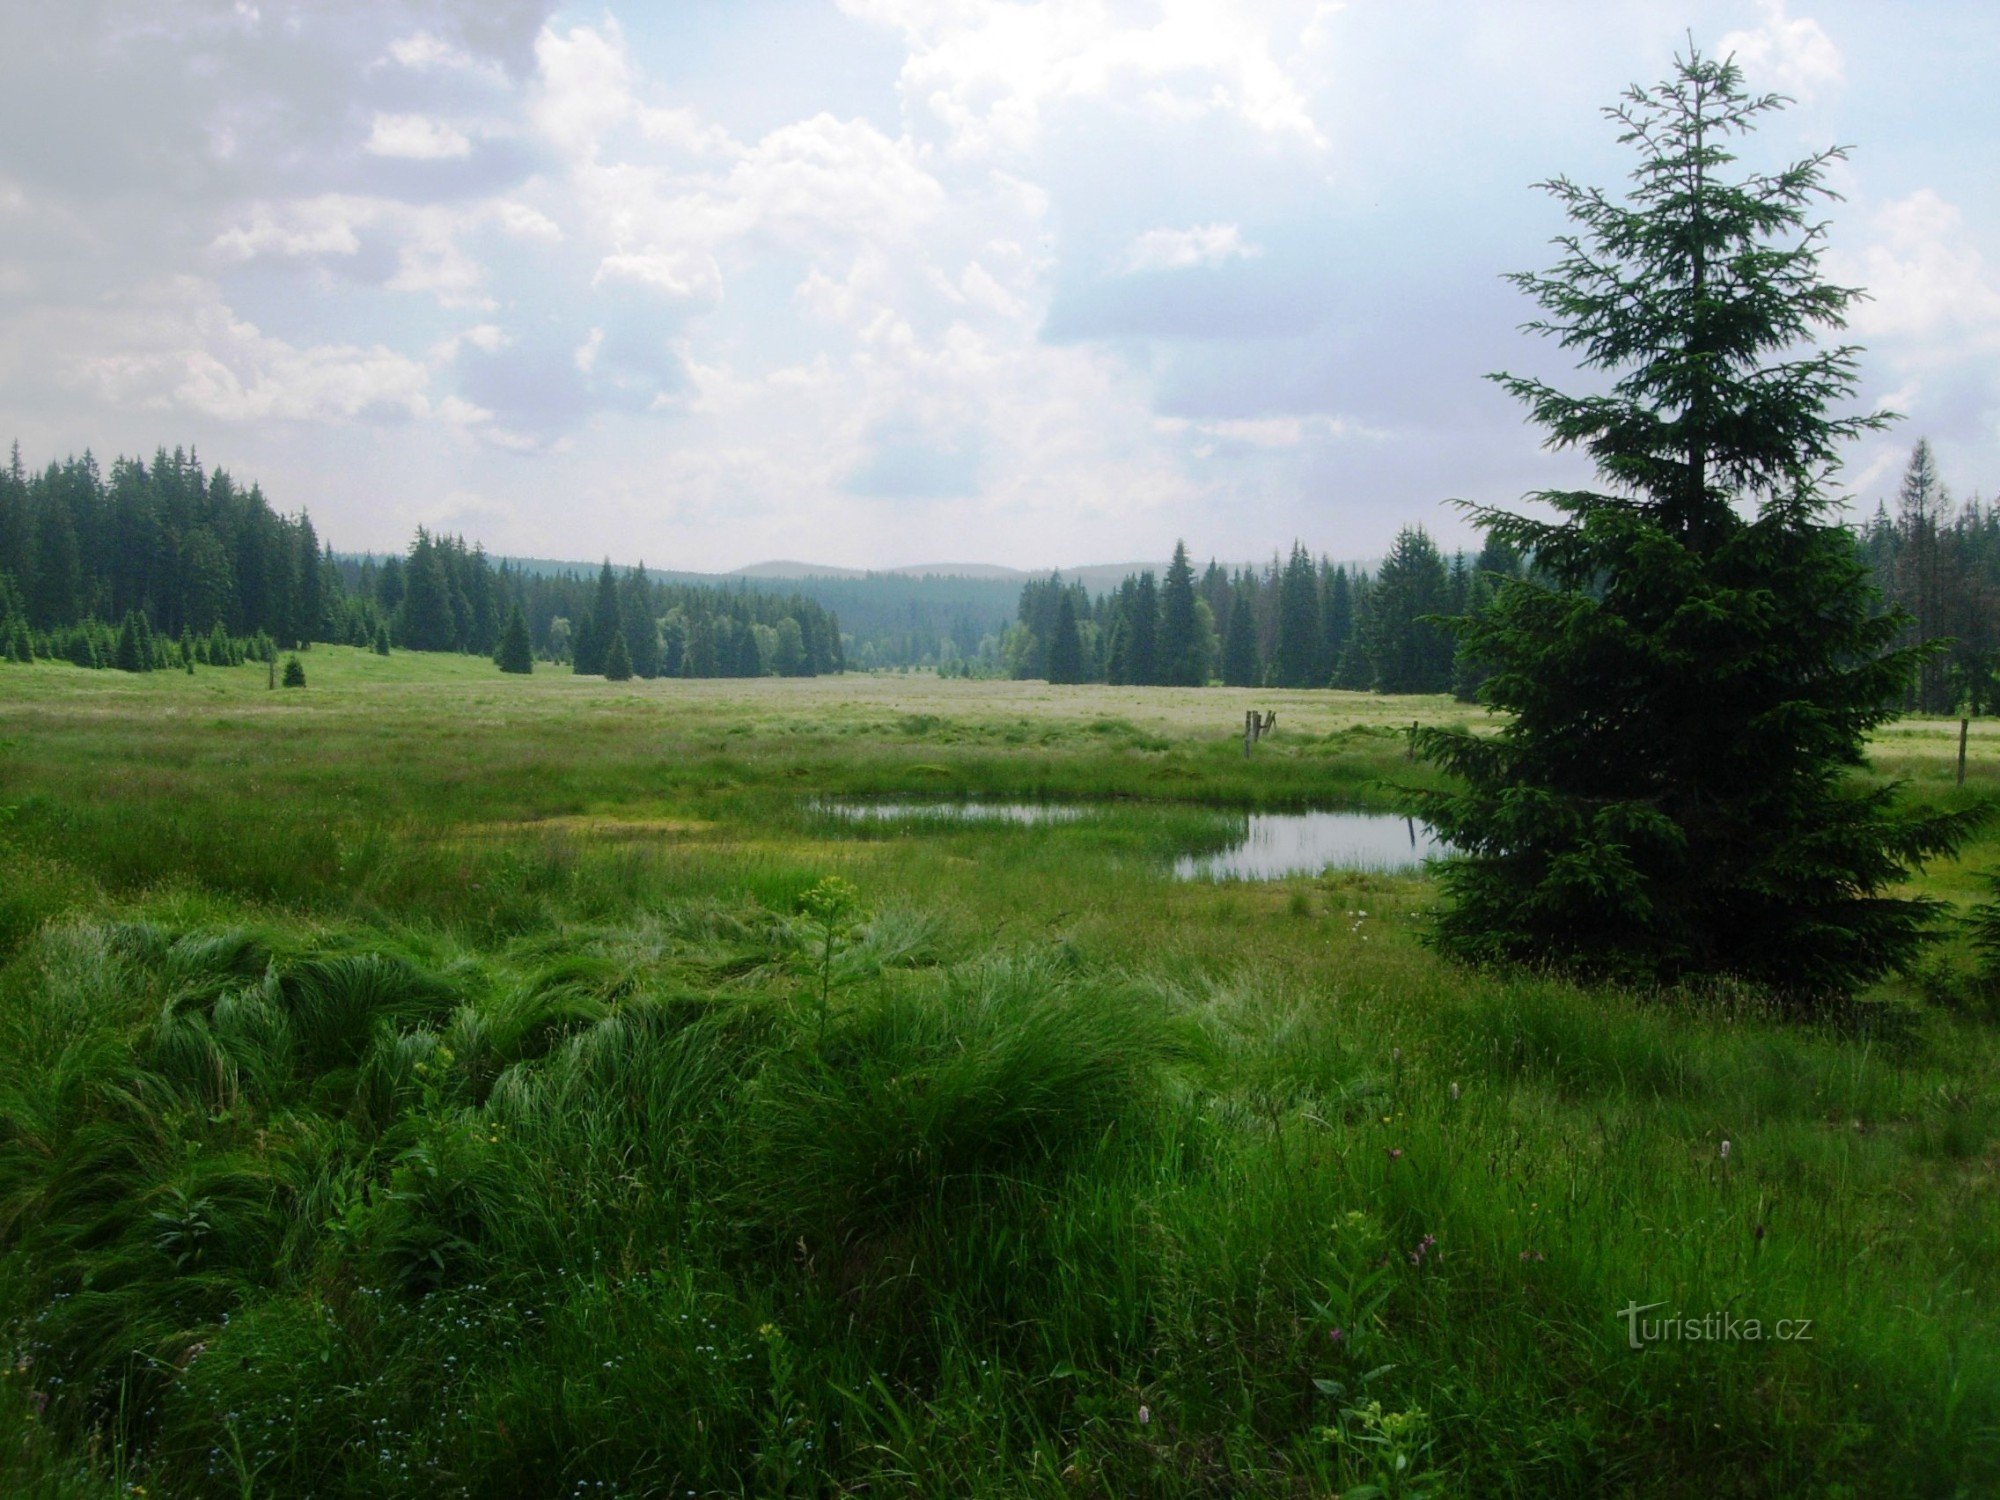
[1719,1,1843,101]
[1839,190,2000,352]
[531,19,735,163]
[496,199,562,241]
[365,112,473,160]
[1121,222,1263,274]
[48,278,434,424]
[211,195,368,261]
[383,30,507,83]
[430,323,509,362]
[842,0,1328,155]
[574,327,605,374]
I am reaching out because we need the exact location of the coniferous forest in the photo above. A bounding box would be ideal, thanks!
[0,445,842,679]
[6,439,1998,702]
[1006,531,1515,695]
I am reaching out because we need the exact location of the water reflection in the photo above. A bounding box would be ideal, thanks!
[1174,810,1444,881]
[815,801,1085,825]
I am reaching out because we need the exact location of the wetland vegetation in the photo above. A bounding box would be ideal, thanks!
[0,651,1995,1496]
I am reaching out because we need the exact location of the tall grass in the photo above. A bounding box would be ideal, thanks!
[0,652,1994,1493]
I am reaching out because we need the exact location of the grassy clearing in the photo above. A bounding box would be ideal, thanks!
[0,649,1995,1496]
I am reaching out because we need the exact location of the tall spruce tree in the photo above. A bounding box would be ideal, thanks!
[1893,439,1952,713]
[1416,49,1976,1003]
[1364,526,1454,694]
[398,531,458,652]
[1323,564,1354,678]
[1158,541,1205,686]
[1046,590,1085,684]
[574,559,619,675]
[1271,543,1322,688]
[603,625,633,681]
[1221,586,1259,687]
[496,602,534,674]
[1126,572,1160,686]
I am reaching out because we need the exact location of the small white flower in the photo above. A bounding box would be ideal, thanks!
[1719,1139,1732,1160]
[1138,1405,1151,1426]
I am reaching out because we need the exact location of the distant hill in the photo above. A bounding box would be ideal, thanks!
[333,550,1369,669]
[727,560,1031,581]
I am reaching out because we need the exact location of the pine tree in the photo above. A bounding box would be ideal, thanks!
[1046,591,1085,684]
[282,654,306,687]
[496,602,534,674]
[373,621,391,656]
[1416,48,1976,1003]
[1221,586,1259,687]
[1158,541,1206,686]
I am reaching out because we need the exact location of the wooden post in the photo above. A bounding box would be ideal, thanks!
[1958,717,1970,786]
[268,653,276,690]
[1406,718,1417,761]
[1243,709,1255,758]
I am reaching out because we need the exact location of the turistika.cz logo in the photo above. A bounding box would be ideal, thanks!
[1618,1301,1813,1349]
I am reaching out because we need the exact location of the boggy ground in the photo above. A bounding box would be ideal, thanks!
[0,648,1995,1497]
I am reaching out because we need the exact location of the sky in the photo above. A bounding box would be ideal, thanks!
[1,0,1996,572]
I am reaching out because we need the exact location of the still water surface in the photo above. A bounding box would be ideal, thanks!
[816,801,1443,879]
[1174,809,1444,881]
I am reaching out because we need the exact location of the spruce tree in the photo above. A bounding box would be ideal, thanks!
[1221,586,1259,687]
[1416,48,1976,1003]
[281,654,305,687]
[373,622,391,657]
[1046,590,1084,684]
[1364,526,1453,694]
[114,611,146,673]
[1323,565,1354,677]
[1158,541,1205,686]
[603,625,633,681]
[1126,572,1160,686]
[1272,543,1322,687]
[574,560,619,676]
[398,531,457,652]
[496,603,534,674]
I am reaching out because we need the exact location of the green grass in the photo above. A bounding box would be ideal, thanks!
[0,649,1995,1495]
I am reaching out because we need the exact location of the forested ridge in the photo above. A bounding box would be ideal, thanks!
[0,444,842,678]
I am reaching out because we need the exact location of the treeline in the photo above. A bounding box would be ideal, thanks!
[336,538,845,679]
[1860,439,2000,714]
[1009,529,1523,695]
[0,444,336,642]
[0,444,845,680]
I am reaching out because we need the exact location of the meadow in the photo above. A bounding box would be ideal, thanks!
[0,648,1996,1497]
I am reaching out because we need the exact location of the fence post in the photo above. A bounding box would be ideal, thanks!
[1958,717,1970,786]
